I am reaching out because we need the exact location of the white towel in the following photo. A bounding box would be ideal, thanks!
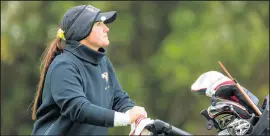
[129,116,154,136]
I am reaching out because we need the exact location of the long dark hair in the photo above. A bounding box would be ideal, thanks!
[31,37,64,120]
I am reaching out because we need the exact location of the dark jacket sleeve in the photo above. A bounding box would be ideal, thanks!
[50,61,115,127]
[113,87,136,113]
[106,58,136,113]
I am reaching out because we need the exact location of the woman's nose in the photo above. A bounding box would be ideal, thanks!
[103,24,109,32]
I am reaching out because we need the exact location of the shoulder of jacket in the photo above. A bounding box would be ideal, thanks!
[49,54,79,72]
[102,56,113,66]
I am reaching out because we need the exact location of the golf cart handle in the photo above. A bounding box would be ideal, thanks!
[171,125,192,136]
[146,119,192,136]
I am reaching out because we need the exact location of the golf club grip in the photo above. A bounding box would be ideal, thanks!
[170,125,192,136]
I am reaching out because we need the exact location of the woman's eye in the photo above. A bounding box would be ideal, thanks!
[97,22,101,26]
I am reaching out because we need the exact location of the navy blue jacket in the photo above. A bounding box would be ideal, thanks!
[32,40,136,135]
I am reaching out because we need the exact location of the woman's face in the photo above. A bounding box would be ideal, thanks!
[85,22,110,49]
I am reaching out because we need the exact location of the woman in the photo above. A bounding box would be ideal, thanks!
[31,5,147,135]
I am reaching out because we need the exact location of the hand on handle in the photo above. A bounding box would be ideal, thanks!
[128,106,147,124]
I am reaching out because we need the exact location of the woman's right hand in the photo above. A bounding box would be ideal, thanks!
[128,106,147,124]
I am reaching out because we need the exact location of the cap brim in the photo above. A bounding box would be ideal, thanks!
[95,11,117,24]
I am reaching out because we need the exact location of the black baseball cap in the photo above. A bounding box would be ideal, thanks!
[60,5,117,41]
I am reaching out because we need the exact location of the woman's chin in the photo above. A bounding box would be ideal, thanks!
[102,41,110,47]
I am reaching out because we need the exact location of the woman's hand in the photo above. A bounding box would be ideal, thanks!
[128,106,147,123]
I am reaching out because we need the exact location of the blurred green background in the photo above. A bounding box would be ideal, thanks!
[1,1,269,135]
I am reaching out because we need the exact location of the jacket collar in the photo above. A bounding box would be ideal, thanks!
[64,40,106,65]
